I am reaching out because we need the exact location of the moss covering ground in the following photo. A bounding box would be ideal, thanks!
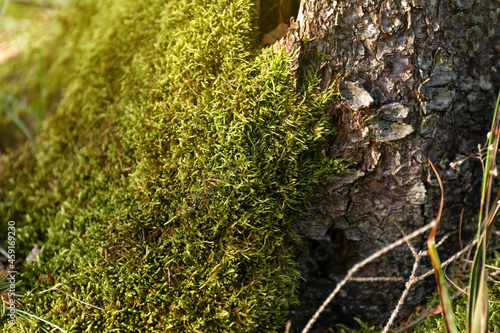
[0,0,344,331]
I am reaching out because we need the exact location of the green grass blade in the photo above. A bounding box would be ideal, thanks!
[1,103,34,140]
[468,214,491,333]
[427,159,458,333]
[467,91,500,332]
[485,92,500,244]
[470,263,488,333]
[0,92,36,140]
[0,0,11,22]
[477,90,500,232]
[36,51,48,123]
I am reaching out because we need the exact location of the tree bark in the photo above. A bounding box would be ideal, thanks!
[275,0,500,330]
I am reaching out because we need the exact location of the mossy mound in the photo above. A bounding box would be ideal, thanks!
[0,0,344,331]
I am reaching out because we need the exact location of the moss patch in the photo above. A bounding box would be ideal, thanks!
[0,0,344,332]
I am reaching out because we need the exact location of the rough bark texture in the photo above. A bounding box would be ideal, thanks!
[276,0,500,330]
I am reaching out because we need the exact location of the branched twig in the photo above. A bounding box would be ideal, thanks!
[350,277,404,282]
[415,239,477,283]
[301,221,436,333]
[382,250,423,333]
[301,225,478,333]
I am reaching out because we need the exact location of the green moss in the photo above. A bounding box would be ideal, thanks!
[0,0,345,331]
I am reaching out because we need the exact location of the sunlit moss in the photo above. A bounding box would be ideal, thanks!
[0,0,345,331]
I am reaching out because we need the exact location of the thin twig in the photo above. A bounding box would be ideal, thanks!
[460,259,500,271]
[436,232,454,248]
[382,250,423,333]
[301,221,436,333]
[350,277,404,282]
[414,239,477,283]
[392,219,418,259]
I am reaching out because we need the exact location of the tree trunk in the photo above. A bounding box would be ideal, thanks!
[275,0,499,330]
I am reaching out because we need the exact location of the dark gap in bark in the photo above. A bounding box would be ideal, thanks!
[257,0,300,35]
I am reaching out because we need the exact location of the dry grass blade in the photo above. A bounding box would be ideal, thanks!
[14,309,67,332]
[427,158,458,333]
